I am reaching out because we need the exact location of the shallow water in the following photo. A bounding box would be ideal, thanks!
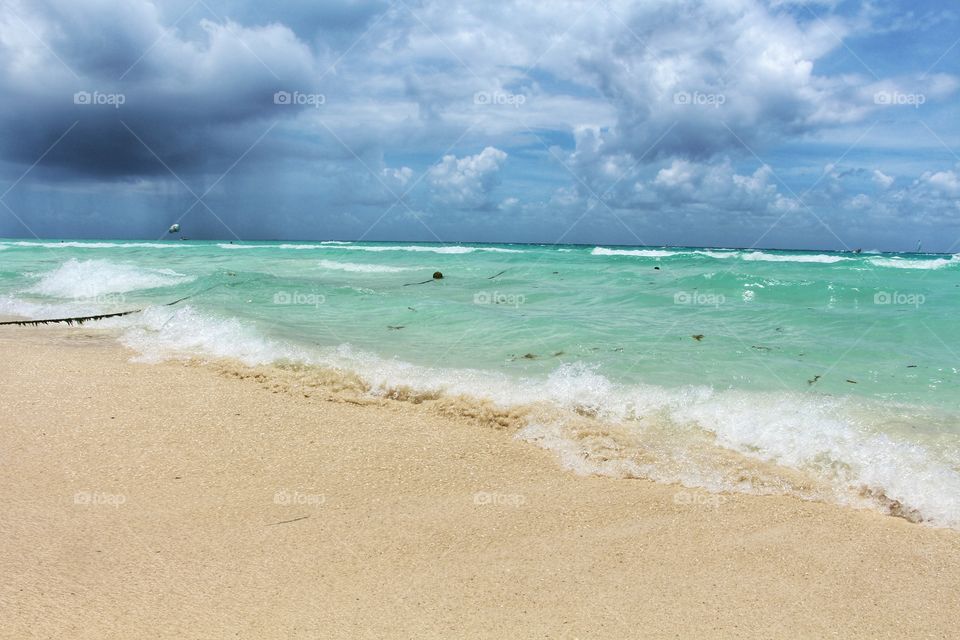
[2,239,958,527]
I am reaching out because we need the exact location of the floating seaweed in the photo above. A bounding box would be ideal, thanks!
[0,309,142,327]
[403,271,444,286]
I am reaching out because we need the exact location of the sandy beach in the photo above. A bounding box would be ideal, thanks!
[1,326,959,639]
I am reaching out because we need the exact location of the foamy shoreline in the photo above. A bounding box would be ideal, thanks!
[2,326,959,638]
[5,300,960,529]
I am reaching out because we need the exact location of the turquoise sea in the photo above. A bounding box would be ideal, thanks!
[2,239,959,527]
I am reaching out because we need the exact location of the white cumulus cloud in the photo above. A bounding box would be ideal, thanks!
[427,147,508,209]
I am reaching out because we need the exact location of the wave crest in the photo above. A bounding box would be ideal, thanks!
[25,259,194,299]
[317,259,413,273]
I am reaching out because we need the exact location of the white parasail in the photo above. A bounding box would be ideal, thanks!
[168,223,180,234]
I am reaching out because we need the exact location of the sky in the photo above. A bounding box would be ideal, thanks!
[0,0,958,251]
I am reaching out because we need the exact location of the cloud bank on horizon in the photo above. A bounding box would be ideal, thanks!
[0,0,957,250]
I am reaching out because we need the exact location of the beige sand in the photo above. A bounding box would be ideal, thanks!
[1,327,959,639]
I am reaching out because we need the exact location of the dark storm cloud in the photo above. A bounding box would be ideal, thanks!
[0,0,331,178]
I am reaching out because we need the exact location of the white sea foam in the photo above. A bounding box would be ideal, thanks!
[593,247,931,265]
[342,245,475,254]
[592,247,856,263]
[317,259,413,273]
[670,392,960,525]
[217,243,340,250]
[0,295,106,319]
[868,255,959,270]
[741,251,849,263]
[25,259,194,299]
[694,250,739,259]
[111,305,306,365]
[216,243,321,250]
[592,247,686,258]
[214,243,521,254]
[592,247,739,259]
[341,245,523,254]
[592,246,959,268]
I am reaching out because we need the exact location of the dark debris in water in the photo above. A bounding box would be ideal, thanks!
[691,334,704,342]
[807,375,821,385]
[859,486,924,523]
[387,325,405,330]
[507,353,540,361]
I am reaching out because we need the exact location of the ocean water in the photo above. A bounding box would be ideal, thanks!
[2,239,959,527]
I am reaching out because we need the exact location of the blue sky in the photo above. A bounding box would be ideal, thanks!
[0,0,957,250]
